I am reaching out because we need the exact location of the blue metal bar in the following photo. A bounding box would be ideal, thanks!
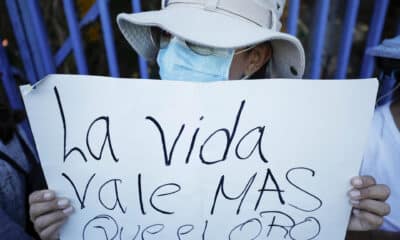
[55,41,72,67]
[0,43,35,146]
[309,0,330,79]
[335,0,360,79]
[62,0,89,74]
[0,43,23,110]
[132,0,149,79]
[98,0,120,77]
[16,0,46,81]
[360,0,389,78]
[287,0,300,36]
[25,0,56,76]
[55,4,100,67]
[5,0,37,84]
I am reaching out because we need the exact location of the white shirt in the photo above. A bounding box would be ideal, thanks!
[361,103,400,231]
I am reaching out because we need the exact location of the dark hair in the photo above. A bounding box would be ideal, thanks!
[249,63,268,79]
[376,57,400,99]
[0,73,26,144]
[376,57,400,74]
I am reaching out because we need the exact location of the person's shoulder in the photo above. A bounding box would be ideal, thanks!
[375,103,391,120]
[360,105,387,174]
[367,105,387,143]
[360,103,397,174]
[373,104,388,126]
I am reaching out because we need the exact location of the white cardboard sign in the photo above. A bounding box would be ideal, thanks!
[21,75,378,240]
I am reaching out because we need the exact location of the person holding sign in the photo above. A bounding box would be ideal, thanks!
[346,36,400,240]
[360,36,400,233]
[0,79,47,239]
[27,0,391,239]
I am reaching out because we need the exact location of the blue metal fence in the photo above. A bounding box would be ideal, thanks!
[0,38,23,110]
[309,0,330,79]
[63,0,89,75]
[1,0,399,110]
[335,0,360,79]
[360,0,390,78]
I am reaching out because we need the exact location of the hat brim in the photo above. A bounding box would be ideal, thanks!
[117,4,305,78]
[367,46,400,60]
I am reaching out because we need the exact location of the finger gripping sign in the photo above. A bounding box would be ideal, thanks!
[21,75,378,240]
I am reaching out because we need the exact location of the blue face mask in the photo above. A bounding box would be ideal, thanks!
[157,37,234,82]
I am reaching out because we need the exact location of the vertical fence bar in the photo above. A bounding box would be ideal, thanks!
[132,0,149,79]
[5,0,37,84]
[360,0,389,78]
[335,0,360,79]
[0,42,35,146]
[287,0,300,36]
[25,0,56,76]
[16,0,46,81]
[98,0,120,77]
[309,0,330,79]
[55,4,100,67]
[0,43,23,109]
[62,0,89,74]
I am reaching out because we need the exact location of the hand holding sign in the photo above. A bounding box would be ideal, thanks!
[22,75,384,240]
[348,176,391,231]
[28,190,73,240]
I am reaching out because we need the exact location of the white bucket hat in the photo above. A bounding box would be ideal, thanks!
[117,0,305,78]
[367,35,400,60]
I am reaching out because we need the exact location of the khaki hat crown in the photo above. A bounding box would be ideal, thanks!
[162,0,286,31]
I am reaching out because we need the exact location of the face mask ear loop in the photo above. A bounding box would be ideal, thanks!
[224,49,235,80]
[377,71,400,106]
[241,74,251,80]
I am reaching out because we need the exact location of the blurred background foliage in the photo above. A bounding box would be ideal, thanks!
[1,0,400,83]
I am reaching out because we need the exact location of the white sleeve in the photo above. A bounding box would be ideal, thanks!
[359,112,383,176]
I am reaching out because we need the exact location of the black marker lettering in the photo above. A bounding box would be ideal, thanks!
[146,116,185,166]
[185,116,203,164]
[141,224,164,239]
[235,126,268,163]
[289,217,321,240]
[211,173,256,215]
[54,87,87,163]
[82,214,119,240]
[138,173,146,215]
[202,220,209,240]
[177,224,194,240]
[62,172,95,209]
[150,183,181,214]
[228,218,262,240]
[86,116,119,162]
[200,100,246,165]
[255,168,285,211]
[259,211,295,238]
[98,179,127,214]
[286,167,323,212]
[119,225,140,240]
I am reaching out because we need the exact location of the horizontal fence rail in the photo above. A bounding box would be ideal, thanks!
[1,0,397,106]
